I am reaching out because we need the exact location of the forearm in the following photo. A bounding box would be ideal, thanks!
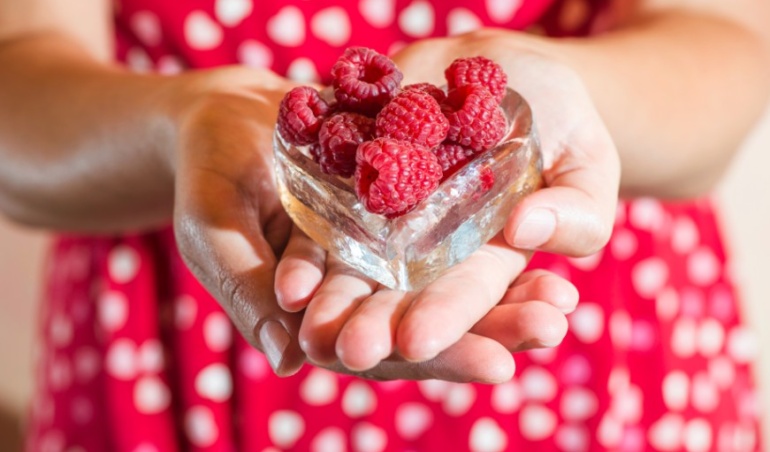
[550,8,770,198]
[0,33,178,232]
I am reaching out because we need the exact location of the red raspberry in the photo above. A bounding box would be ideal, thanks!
[331,47,404,116]
[402,83,446,103]
[317,112,375,178]
[375,90,449,149]
[434,143,477,180]
[445,56,508,104]
[277,86,330,146]
[442,85,507,152]
[355,138,443,217]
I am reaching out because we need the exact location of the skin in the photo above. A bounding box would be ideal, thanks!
[1,0,769,382]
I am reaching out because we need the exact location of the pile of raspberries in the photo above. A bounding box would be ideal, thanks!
[277,47,508,218]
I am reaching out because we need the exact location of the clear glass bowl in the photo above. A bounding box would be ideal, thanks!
[274,88,543,291]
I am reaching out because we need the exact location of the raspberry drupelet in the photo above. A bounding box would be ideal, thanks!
[434,142,478,181]
[355,138,443,218]
[331,47,404,116]
[317,112,375,178]
[375,89,449,150]
[276,86,330,146]
[445,56,508,104]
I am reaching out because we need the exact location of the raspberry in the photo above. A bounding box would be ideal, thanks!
[355,138,443,217]
[402,83,446,103]
[277,86,330,146]
[331,47,404,116]
[445,56,508,104]
[317,112,375,178]
[434,143,478,180]
[442,85,507,152]
[375,90,449,149]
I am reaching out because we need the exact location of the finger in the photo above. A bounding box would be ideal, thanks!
[501,269,579,313]
[275,226,326,312]
[335,290,414,371]
[175,169,305,377]
[298,257,377,365]
[471,301,569,351]
[324,332,515,384]
[396,234,529,362]
[504,134,621,257]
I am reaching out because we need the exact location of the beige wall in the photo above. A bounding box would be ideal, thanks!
[0,110,769,436]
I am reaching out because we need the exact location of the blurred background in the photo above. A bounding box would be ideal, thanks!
[1,108,769,449]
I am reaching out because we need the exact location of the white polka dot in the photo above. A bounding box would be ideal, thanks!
[342,381,377,418]
[359,0,395,28]
[157,55,184,75]
[568,250,603,272]
[620,426,646,452]
[395,403,432,440]
[485,0,522,23]
[109,245,140,283]
[311,7,351,47]
[239,347,269,380]
[50,314,74,348]
[697,318,725,357]
[447,8,482,36]
[134,376,171,414]
[671,317,698,358]
[269,410,305,448]
[526,346,557,364]
[632,257,669,299]
[649,413,684,451]
[98,291,129,332]
[398,1,434,38]
[174,295,198,330]
[554,424,589,452]
[683,418,712,452]
[490,381,520,414]
[287,58,320,83]
[727,326,758,364]
[215,0,252,27]
[519,404,557,441]
[137,339,164,374]
[185,11,224,50]
[238,40,273,69]
[39,430,65,452]
[74,347,101,383]
[662,371,689,411]
[560,355,592,385]
[71,397,93,425]
[469,417,508,452]
[132,444,159,452]
[611,384,643,424]
[442,383,476,416]
[195,364,232,402]
[672,216,700,254]
[609,310,632,349]
[418,379,450,401]
[708,356,735,390]
[656,287,680,321]
[709,285,735,322]
[105,339,137,380]
[691,372,719,413]
[687,247,721,286]
[569,302,604,343]
[734,422,757,451]
[351,422,387,452]
[610,228,638,260]
[596,413,622,449]
[630,319,656,351]
[608,367,630,394]
[126,47,153,73]
[131,11,162,46]
[629,197,666,231]
[267,6,306,47]
[519,367,557,402]
[49,356,72,391]
[560,387,598,421]
[203,312,232,352]
[186,406,219,448]
[738,390,760,419]
[311,427,347,452]
[300,368,338,406]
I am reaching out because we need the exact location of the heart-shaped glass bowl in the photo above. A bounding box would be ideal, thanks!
[274,88,543,291]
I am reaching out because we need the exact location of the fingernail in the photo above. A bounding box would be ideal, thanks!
[259,320,290,372]
[513,208,556,249]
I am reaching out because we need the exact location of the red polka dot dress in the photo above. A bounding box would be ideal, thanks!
[26,1,763,451]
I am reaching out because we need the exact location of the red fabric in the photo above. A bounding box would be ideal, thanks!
[26,1,761,451]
